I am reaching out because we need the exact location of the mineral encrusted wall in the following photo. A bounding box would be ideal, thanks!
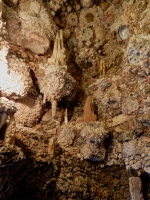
[1,0,150,199]
[1,141,131,200]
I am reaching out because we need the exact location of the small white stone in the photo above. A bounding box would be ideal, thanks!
[141,153,145,158]
[118,25,129,40]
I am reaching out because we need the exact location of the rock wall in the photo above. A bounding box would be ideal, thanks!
[1,133,130,200]
[1,0,150,199]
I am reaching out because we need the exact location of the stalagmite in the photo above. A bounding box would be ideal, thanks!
[48,137,55,158]
[83,95,97,122]
[64,108,68,124]
[52,99,57,119]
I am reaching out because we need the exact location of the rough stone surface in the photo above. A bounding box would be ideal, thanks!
[57,122,111,161]
[38,65,77,102]
[129,177,144,200]
[14,97,43,127]
[4,0,57,54]
[0,55,33,99]
[1,0,150,199]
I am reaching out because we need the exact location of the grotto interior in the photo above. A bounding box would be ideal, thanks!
[1,0,150,199]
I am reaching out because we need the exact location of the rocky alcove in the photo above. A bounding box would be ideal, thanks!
[1,0,150,199]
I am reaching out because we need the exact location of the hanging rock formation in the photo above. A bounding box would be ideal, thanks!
[38,30,77,119]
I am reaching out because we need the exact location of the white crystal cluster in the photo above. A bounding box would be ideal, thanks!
[0,56,33,99]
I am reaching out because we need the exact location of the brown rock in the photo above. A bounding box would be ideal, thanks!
[15,97,43,127]
[83,96,97,122]
[47,137,55,158]
[129,177,144,200]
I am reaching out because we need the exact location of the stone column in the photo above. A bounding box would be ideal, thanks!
[129,177,144,200]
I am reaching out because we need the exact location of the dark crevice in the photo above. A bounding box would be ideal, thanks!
[0,180,9,194]
[141,172,150,200]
